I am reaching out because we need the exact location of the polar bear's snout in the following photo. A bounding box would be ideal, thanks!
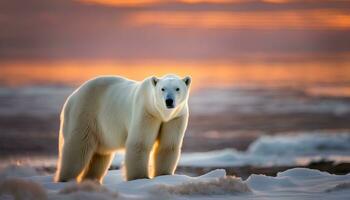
[165,98,175,108]
[152,75,191,112]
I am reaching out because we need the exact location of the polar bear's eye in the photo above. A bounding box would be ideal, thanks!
[161,88,165,91]
[176,88,180,91]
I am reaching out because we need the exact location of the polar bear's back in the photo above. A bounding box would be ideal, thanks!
[66,75,135,107]
[61,76,137,138]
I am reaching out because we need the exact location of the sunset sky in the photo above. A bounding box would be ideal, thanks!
[1,0,350,86]
[1,0,350,61]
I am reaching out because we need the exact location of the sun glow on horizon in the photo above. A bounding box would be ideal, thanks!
[1,61,350,94]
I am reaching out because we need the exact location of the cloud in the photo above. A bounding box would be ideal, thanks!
[0,0,350,61]
[127,10,350,30]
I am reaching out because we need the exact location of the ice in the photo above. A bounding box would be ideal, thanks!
[154,176,251,195]
[248,132,350,156]
[179,148,294,167]
[178,132,350,167]
[247,167,350,196]
[246,174,297,191]
[277,167,332,179]
[1,166,349,200]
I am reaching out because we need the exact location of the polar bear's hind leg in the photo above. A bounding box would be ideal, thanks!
[55,127,97,182]
[81,153,114,183]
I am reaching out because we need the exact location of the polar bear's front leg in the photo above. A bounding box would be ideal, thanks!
[124,115,160,181]
[152,115,188,177]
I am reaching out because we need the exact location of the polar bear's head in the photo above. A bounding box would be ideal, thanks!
[151,74,191,111]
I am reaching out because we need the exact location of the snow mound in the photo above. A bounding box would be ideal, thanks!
[277,167,331,179]
[179,148,294,167]
[247,167,350,194]
[155,176,251,195]
[197,169,226,178]
[178,132,350,167]
[57,181,118,200]
[248,132,350,155]
[53,191,118,200]
[246,175,297,191]
[59,180,115,195]
[0,178,47,200]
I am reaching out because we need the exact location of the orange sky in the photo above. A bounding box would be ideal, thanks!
[1,60,350,90]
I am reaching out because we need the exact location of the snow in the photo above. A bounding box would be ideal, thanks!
[248,132,350,156]
[0,165,349,200]
[180,132,350,167]
[112,132,350,168]
[247,168,350,195]
[179,148,295,167]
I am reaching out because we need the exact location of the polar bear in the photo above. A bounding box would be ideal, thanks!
[55,74,191,183]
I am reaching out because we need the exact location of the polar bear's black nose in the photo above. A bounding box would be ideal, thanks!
[165,98,174,108]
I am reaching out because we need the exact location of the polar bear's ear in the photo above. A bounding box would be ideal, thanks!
[183,76,191,87]
[151,76,159,87]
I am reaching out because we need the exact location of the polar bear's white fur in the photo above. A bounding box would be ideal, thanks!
[55,74,191,183]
